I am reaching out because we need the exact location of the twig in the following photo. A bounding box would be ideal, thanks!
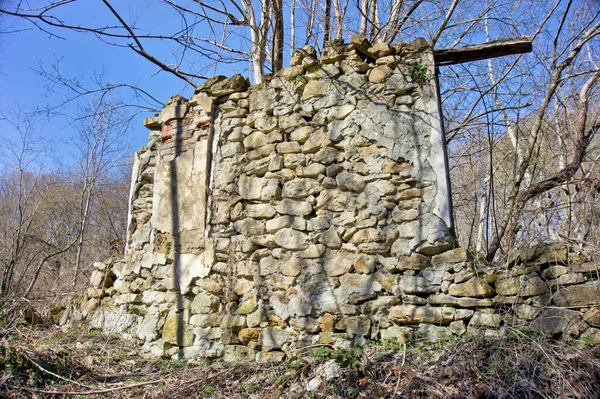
[4,379,164,396]
[393,343,407,398]
[19,350,95,388]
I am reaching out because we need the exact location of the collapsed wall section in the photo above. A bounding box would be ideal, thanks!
[76,38,600,361]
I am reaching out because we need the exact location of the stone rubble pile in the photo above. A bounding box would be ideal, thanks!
[66,36,600,361]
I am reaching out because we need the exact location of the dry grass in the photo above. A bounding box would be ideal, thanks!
[1,300,599,399]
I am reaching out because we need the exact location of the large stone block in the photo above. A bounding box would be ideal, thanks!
[495,276,548,297]
[238,175,281,201]
[274,228,309,250]
[398,275,439,295]
[529,308,581,336]
[324,251,356,276]
[282,179,322,198]
[552,282,600,307]
[389,305,455,325]
[448,277,495,297]
[152,145,208,234]
[162,312,195,346]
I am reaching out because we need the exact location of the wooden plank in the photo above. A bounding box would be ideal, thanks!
[434,37,532,66]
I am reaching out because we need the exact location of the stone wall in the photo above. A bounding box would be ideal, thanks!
[73,37,600,361]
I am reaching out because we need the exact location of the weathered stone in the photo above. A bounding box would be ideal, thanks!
[583,308,600,327]
[238,175,281,200]
[238,293,258,315]
[243,132,268,149]
[259,256,280,276]
[320,228,343,249]
[189,313,223,327]
[299,245,325,260]
[555,273,585,286]
[337,274,382,305]
[208,74,249,97]
[162,312,194,346]
[239,328,262,345]
[495,276,548,297]
[224,345,256,362]
[449,320,466,336]
[469,311,502,327]
[392,208,419,222]
[289,126,313,143]
[417,324,453,341]
[380,325,412,342]
[281,257,302,277]
[282,179,322,198]
[302,130,332,153]
[448,277,496,297]
[336,171,366,192]
[259,327,293,350]
[428,294,493,308]
[368,65,391,83]
[572,262,599,273]
[384,253,430,272]
[335,317,371,337]
[432,248,469,265]
[351,228,385,244]
[542,265,569,279]
[301,80,333,100]
[296,163,326,177]
[288,295,312,317]
[274,228,309,250]
[368,42,393,58]
[395,188,422,201]
[396,221,420,238]
[354,255,375,274]
[324,251,356,276]
[552,282,600,307]
[276,141,302,154]
[159,95,189,123]
[234,218,266,236]
[389,305,455,325]
[266,216,294,232]
[247,144,276,160]
[191,292,220,314]
[529,308,581,336]
[398,275,439,295]
[245,204,277,219]
[90,269,113,288]
[279,114,307,131]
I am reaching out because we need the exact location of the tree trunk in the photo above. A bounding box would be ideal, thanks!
[323,0,331,46]
[272,0,284,73]
[73,184,93,289]
[359,0,368,36]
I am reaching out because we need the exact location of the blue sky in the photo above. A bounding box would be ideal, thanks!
[0,0,244,159]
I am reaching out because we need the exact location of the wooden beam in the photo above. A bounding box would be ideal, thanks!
[434,36,532,66]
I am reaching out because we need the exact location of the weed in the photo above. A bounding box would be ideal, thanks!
[332,344,364,371]
[203,385,216,394]
[311,346,333,362]
[579,336,595,348]
[410,60,428,86]
[515,327,541,339]
[380,338,406,352]
[287,72,308,85]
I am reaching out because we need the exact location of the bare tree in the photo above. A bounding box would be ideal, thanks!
[70,93,131,288]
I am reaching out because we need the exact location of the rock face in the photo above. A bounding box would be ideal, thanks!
[73,37,600,361]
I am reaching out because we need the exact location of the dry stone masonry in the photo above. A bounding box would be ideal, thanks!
[74,37,600,361]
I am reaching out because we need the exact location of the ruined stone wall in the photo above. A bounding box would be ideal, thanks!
[75,38,600,361]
